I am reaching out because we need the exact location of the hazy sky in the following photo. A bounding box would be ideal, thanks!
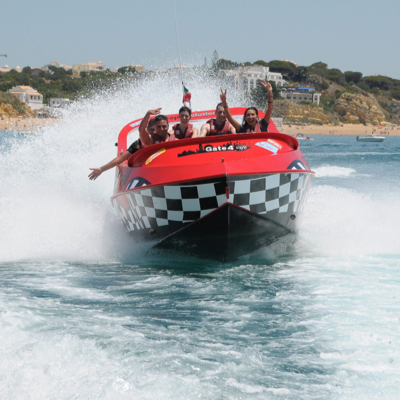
[1,0,400,79]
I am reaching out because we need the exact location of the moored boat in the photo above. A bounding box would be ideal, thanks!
[356,134,385,142]
[293,133,313,141]
[112,108,314,261]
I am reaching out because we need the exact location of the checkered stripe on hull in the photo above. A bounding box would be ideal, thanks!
[113,173,312,233]
[113,180,227,232]
[228,173,312,215]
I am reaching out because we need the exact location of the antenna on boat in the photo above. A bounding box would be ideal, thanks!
[172,0,191,108]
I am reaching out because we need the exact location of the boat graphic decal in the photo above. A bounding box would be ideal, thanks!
[287,160,307,170]
[267,139,283,150]
[145,148,166,165]
[178,142,251,158]
[126,177,151,190]
[256,141,279,154]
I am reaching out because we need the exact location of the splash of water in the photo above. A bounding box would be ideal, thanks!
[299,185,400,256]
[0,71,240,262]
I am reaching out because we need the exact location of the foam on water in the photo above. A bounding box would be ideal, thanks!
[299,185,400,256]
[313,165,356,177]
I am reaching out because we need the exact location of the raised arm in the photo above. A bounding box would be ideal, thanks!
[220,89,241,132]
[139,108,161,146]
[89,151,131,180]
[260,80,273,124]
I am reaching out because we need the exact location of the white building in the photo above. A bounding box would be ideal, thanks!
[8,85,43,110]
[223,65,288,92]
[280,88,321,106]
[50,98,71,108]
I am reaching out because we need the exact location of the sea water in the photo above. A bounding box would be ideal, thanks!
[0,76,399,399]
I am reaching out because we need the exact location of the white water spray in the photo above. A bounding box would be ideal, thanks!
[0,72,239,262]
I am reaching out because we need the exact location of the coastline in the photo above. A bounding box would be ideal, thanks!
[1,117,399,136]
[280,123,400,136]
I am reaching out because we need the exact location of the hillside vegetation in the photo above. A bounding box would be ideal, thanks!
[1,58,399,124]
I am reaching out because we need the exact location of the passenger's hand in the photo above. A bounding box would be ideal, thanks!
[220,89,227,104]
[89,168,102,180]
[260,80,273,94]
[148,108,162,116]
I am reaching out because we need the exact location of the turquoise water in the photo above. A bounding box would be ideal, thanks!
[1,84,400,398]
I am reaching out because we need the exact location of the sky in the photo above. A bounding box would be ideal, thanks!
[1,0,400,79]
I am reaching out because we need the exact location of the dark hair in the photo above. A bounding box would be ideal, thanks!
[242,107,259,127]
[147,119,156,128]
[179,106,191,116]
[216,102,224,111]
[154,115,169,124]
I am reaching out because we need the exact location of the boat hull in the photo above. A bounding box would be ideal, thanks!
[356,135,385,142]
[112,170,312,260]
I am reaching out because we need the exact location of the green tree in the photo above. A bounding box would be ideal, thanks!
[362,76,392,90]
[213,58,239,71]
[308,62,328,76]
[17,73,32,85]
[48,65,67,80]
[22,66,32,75]
[390,87,400,100]
[268,60,295,75]
[62,79,83,93]
[325,68,345,85]
[344,71,362,84]
[289,65,309,82]
[117,66,137,74]
[253,60,269,67]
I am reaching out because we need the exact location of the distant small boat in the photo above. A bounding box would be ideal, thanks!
[356,134,385,142]
[293,133,313,141]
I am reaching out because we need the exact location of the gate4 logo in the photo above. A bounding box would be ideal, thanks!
[178,142,251,157]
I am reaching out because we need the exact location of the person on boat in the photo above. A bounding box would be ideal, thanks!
[170,106,198,139]
[220,80,273,133]
[88,119,156,181]
[139,108,177,146]
[199,103,236,137]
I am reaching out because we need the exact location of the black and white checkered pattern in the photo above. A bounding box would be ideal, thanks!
[228,173,311,215]
[113,180,227,232]
[113,173,312,232]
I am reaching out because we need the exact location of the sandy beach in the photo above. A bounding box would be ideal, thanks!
[280,123,400,136]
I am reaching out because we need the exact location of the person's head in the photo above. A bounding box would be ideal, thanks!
[243,107,259,128]
[178,106,191,124]
[215,102,226,124]
[154,115,169,137]
[147,119,156,135]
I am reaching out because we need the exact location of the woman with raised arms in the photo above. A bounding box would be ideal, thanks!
[219,80,273,133]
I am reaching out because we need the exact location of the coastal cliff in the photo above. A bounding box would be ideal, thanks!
[272,99,329,124]
[272,92,396,125]
[334,92,386,124]
[0,93,35,117]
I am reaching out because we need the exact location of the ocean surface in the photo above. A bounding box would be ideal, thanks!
[0,80,399,399]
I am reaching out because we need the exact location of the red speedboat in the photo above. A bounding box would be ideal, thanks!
[112,107,314,261]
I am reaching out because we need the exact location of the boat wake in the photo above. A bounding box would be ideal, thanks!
[299,185,400,256]
[313,165,356,178]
